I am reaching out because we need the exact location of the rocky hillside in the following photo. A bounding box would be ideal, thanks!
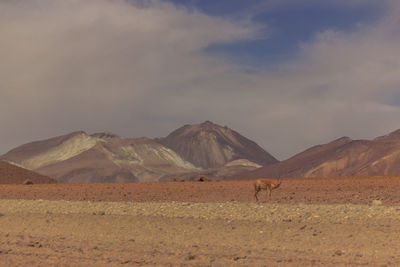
[1,132,199,183]
[1,122,279,183]
[232,129,400,179]
[0,160,56,184]
[158,121,278,169]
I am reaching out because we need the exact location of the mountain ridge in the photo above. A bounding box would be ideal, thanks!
[231,130,400,179]
[1,121,274,182]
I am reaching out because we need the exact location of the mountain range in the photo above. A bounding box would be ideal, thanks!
[1,121,275,183]
[233,129,400,179]
[4,121,400,184]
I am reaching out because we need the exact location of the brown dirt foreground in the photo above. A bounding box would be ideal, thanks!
[0,176,400,266]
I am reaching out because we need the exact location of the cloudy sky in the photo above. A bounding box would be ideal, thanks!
[1,0,400,160]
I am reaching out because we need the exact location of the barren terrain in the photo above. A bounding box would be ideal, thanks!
[1,176,400,266]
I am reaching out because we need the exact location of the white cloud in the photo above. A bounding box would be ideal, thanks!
[248,0,400,158]
[1,0,400,161]
[0,0,257,151]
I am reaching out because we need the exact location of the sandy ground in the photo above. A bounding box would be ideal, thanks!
[1,176,400,266]
[1,176,400,205]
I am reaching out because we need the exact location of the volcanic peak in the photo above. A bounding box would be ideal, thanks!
[159,121,278,169]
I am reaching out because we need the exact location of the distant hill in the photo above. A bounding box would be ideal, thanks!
[157,121,278,169]
[1,131,199,183]
[232,129,400,179]
[1,122,277,183]
[0,160,56,184]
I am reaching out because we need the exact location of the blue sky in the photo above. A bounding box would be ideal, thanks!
[1,0,400,160]
[166,0,383,68]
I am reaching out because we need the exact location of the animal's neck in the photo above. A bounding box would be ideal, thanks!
[273,183,281,189]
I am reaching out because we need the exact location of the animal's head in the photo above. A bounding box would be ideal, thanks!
[274,179,282,189]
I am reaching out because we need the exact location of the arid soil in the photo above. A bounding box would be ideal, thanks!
[1,176,400,266]
[1,176,400,205]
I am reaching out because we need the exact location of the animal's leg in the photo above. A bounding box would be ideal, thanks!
[254,188,259,201]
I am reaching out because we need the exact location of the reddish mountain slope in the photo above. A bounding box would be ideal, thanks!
[233,130,400,179]
[0,160,56,184]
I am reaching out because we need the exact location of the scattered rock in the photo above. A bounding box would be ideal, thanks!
[233,255,247,261]
[372,200,382,206]
[23,179,34,185]
[27,241,42,248]
[193,175,211,182]
[173,177,185,182]
[209,256,216,263]
[185,253,195,260]
[334,250,343,256]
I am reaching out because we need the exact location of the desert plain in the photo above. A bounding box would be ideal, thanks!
[1,176,400,266]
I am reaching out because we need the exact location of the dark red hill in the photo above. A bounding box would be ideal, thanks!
[0,160,56,184]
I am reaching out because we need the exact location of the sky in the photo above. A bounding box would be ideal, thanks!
[1,0,400,160]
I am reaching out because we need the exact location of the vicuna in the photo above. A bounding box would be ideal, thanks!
[254,179,281,201]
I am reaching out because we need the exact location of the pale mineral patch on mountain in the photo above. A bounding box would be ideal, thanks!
[21,132,98,169]
[225,159,261,168]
